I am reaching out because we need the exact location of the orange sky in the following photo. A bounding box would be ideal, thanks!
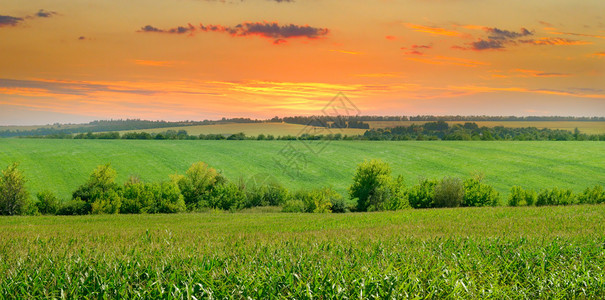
[1,0,604,124]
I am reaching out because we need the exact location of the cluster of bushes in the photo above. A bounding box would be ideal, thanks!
[1,161,604,216]
[507,185,605,207]
[349,161,500,211]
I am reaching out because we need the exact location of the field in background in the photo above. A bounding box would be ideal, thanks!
[366,121,605,134]
[1,206,604,297]
[0,139,603,200]
[116,122,367,137]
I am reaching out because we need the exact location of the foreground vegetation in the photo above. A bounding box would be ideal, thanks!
[1,206,604,298]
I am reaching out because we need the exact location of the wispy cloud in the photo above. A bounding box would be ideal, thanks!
[133,60,178,67]
[404,23,464,37]
[406,55,489,67]
[456,27,533,51]
[139,21,329,44]
[329,49,362,55]
[519,37,592,46]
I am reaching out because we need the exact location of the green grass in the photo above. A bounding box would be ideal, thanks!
[0,139,603,200]
[1,206,604,298]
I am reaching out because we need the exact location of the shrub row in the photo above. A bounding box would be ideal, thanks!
[0,161,603,216]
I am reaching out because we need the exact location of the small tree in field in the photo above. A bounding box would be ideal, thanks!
[0,163,30,215]
[349,159,392,212]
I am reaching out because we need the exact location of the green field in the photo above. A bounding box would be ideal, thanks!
[366,121,605,134]
[1,206,604,298]
[0,139,603,200]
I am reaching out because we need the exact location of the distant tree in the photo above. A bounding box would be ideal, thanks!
[0,163,30,215]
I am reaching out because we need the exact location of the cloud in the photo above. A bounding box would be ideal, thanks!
[139,21,329,44]
[402,44,432,55]
[406,55,489,67]
[470,39,505,50]
[514,69,571,77]
[486,27,532,40]
[35,9,57,18]
[548,31,605,40]
[460,27,533,51]
[593,52,605,57]
[404,23,463,37]
[385,35,396,40]
[520,37,592,46]
[134,60,178,67]
[138,24,196,34]
[329,49,362,55]
[0,15,24,27]
[0,9,58,28]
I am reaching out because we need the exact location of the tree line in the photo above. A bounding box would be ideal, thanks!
[23,122,605,141]
[1,161,603,216]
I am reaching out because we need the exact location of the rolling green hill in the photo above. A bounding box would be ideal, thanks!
[0,139,603,200]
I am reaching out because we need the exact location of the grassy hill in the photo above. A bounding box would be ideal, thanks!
[0,139,603,200]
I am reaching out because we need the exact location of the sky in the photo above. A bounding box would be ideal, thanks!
[1,0,604,125]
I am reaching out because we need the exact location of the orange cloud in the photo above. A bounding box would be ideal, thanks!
[354,73,402,78]
[549,31,605,40]
[593,52,605,57]
[404,23,463,37]
[329,49,362,55]
[406,55,489,67]
[134,60,177,67]
[513,69,571,77]
[521,37,592,46]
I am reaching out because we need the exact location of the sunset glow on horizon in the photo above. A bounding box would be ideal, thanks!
[1,0,604,125]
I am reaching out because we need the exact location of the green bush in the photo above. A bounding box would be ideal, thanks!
[122,179,185,214]
[576,185,605,204]
[177,162,222,210]
[72,164,123,214]
[56,198,90,215]
[508,186,536,206]
[349,160,393,212]
[0,163,31,215]
[408,178,437,209]
[282,199,305,213]
[36,190,60,215]
[293,188,340,213]
[209,181,247,211]
[536,187,575,206]
[382,176,409,211]
[330,196,348,213]
[433,177,464,208]
[245,183,290,208]
[463,175,500,207]
[156,181,186,213]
